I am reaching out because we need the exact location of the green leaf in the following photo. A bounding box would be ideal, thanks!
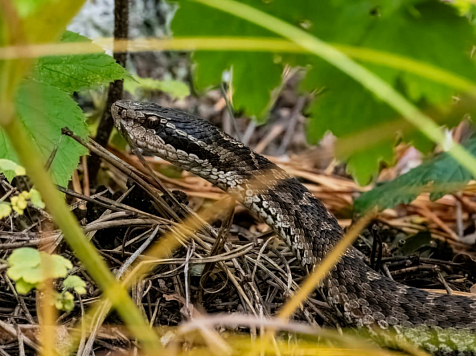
[63,275,86,294]
[171,1,282,118]
[15,279,37,294]
[124,76,190,100]
[0,131,18,182]
[354,137,476,213]
[7,248,73,294]
[8,263,43,284]
[7,247,76,295]
[29,188,45,209]
[31,31,131,93]
[47,253,73,278]
[346,143,394,185]
[171,0,476,181]
[8,247,41,268]
[0,203,12,218]
[299,1,476,184]
[0,159,26,179]
[192,52,282,120]
[0,79,89,186]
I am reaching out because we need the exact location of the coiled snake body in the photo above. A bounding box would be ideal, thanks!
[112,100,476,355]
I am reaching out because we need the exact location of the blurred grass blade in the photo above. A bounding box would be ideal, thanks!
[0,37,476,95]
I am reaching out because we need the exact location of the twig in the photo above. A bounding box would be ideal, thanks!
[88,0,129,183]
[0,320,39,351]
[276,96,306,156]
[116,225,160,277]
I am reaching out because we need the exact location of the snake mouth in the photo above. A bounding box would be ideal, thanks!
[111,100,142,122]
[110,102,122,125]
[111,101,154,137]
[112,100,171,132]
[110,101,129,131]
[111,100,194,163]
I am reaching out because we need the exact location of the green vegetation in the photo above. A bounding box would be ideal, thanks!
[0,31,129,186]
[7,248,86,311]
[172,0,476,184]
[2,0,476,354]
[124,75,190,99]
[356,137,476,212]
[7,248,72,294]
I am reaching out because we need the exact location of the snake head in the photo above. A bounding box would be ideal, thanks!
[111,100,225,168]
[111,100,168,132]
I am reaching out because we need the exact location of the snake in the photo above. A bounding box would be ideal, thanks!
[111,100,476,355]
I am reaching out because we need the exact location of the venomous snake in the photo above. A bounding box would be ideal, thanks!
[111,100,476,355]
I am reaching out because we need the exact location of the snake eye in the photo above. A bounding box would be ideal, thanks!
[144,116,160,129]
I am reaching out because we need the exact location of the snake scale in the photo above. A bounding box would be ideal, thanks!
[111,100,476,355]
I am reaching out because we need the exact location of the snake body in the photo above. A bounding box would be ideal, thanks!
[111,100,476,355]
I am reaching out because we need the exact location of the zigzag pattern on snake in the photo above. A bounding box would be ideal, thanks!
[111,100,476,355]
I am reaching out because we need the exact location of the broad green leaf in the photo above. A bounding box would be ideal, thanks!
[0,159,25,177]
[124,75,190,100]
[8,247,41,267]
[0,80,89,186]
[32,31,131,93]
[346,143,394,184]
[171,0,476,181]
[304,1,476,183]
[354,137,476,213]
[193,52,281,120]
